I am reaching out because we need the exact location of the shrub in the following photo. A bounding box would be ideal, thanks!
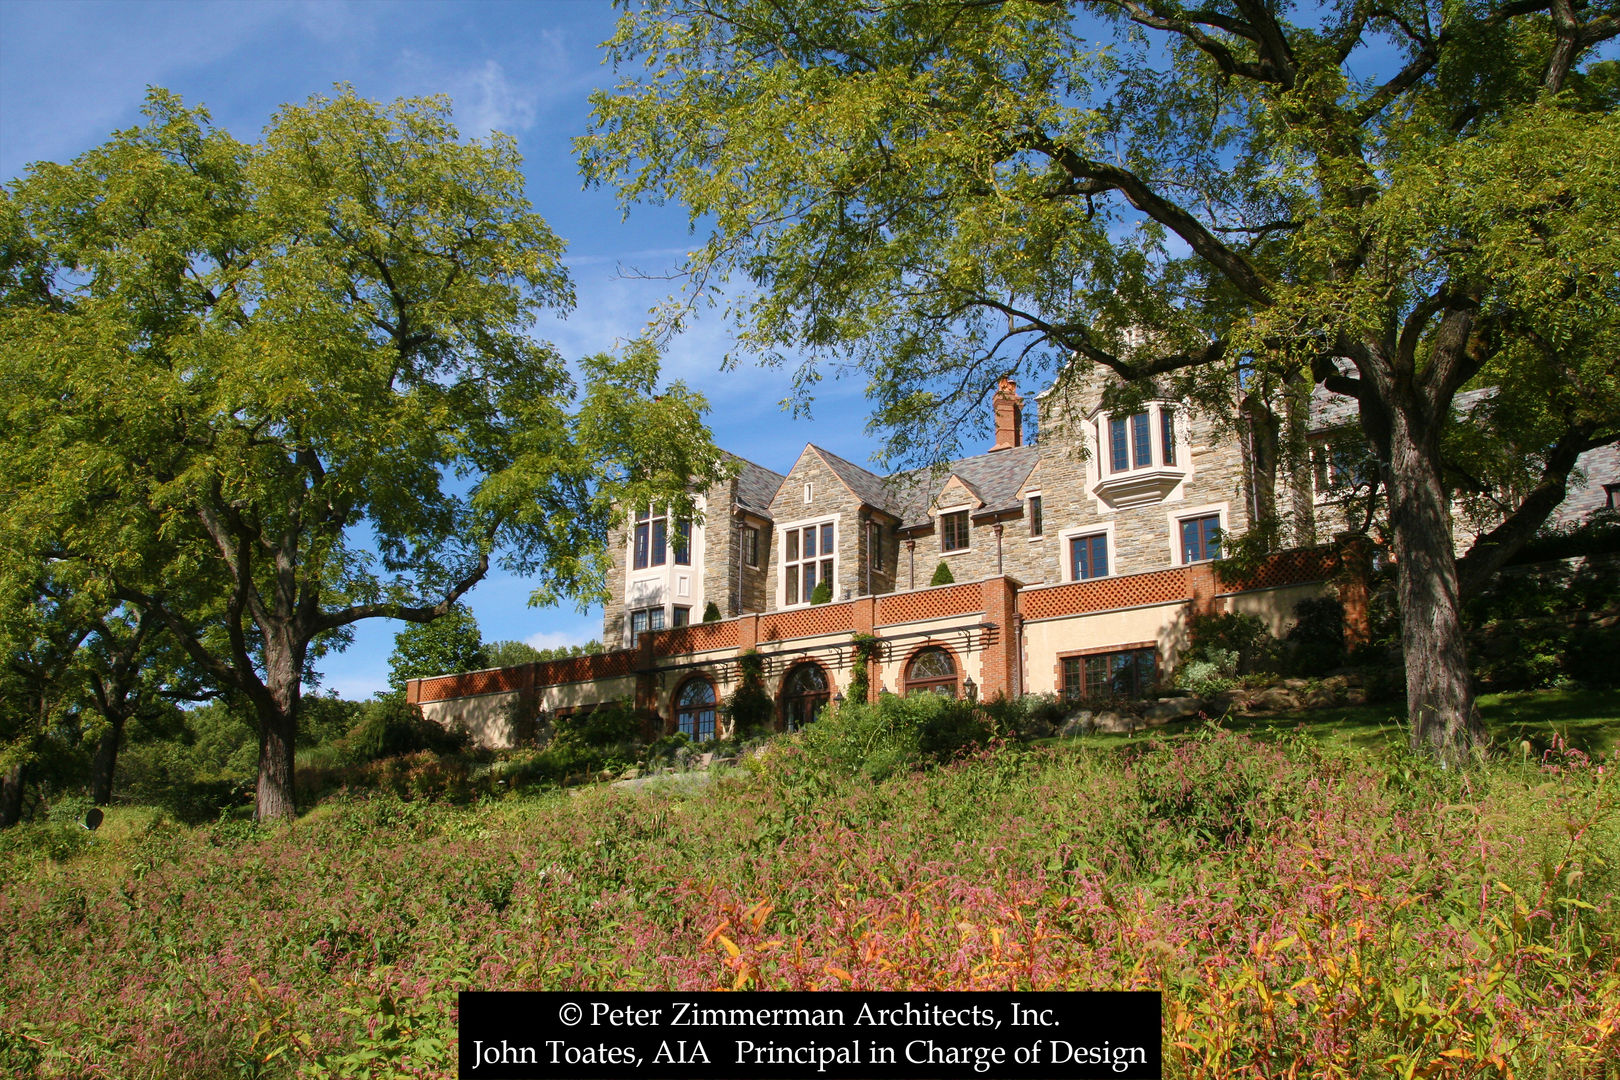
[1286,595,1345,674]
[846,633,882,704]
[721,652,774,738]
[798,692,991,781]
[1187,611,1278,674]
[1176,654,1237,699]
[809,579,833,604]
[930,561,955,585]
[338,696,468,765]
[983,693,1068,739]
[702,601,721,622]
[552,701,640,751]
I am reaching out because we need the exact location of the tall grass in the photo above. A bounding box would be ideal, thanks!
[1,726,1615,1078]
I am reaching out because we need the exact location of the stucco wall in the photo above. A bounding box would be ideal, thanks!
[1226,581,1332,638]
[1021,601,1191,696]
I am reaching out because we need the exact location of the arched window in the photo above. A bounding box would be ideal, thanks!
[904,646,958,697]
[779,662,830,731]
[675,678,717,741]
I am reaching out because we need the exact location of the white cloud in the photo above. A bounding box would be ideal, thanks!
[450,58,539,137]
[522,629,592,652]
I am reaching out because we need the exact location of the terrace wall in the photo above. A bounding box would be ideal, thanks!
[409,543,1352,749]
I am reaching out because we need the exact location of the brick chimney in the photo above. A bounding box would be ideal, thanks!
[992,377,1024,451]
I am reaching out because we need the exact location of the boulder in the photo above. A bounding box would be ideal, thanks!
[1144,697,1204,725]
[1303,686,1339,709]
[1059,710,1094,738]
[1253,687,1301,712]
[1091,710,1136,734]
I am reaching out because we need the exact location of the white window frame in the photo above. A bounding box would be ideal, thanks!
[776,514,839,608]
[1087,402,1191,511]
[1166,502,1229,566]
[937,505,973,555]
[1025,491,1044,540]
[1057,521,1117,582]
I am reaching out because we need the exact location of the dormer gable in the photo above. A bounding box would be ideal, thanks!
[934,474,985,512]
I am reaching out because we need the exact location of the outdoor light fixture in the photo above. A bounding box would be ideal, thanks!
[963,676,978,701]
[833,691,844,704]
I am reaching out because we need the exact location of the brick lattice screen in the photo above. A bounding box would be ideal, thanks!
[1217,545,1336,593]
[650,620,740,655]
[759,602,856,642]
[876,582,985,626]
[415,650,636,703]
[1019,567,1191,621]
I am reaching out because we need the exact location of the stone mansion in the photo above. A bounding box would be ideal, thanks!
[408,374,1616,746]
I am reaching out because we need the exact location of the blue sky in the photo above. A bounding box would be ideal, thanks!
[1,0,889,698]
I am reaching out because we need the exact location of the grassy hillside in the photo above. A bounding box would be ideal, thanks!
[2,699,1618,1079]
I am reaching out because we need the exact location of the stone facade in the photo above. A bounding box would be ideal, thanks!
[604,373,1265,643]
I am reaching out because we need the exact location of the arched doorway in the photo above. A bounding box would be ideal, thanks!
[674,677,717,741]
[904,645,959,697]
[779,662,831,731]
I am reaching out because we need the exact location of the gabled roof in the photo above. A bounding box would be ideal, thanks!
[811,444,898,515]
[892,445,1040,529]
[731,455,786,518]
[1553,443,1620,529]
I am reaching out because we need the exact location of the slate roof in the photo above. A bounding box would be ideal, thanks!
[1552,443,1620,529]
[891,444,1041,529]
[1309,382,1495,431]
[810,445,899,515]
[732,456,786,518]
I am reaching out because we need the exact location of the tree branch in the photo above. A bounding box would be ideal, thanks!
[1456,422,1617,595]
[1022,132,1276,305]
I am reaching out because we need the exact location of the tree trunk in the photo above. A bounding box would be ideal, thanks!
[90,717,124,806]
[1283,372,1316,547]
[0,762,25,829]
[1386,410,1485,765]
[253,635,303,822]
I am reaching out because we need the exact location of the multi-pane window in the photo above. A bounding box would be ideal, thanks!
[1109,416,1131,472]
[672,606,690,627]
[633,508,664,570]
[1070,533,1109,580]
[940,510,970,552]
[1180,514,1221,563]
[1106,406,1179,473]
[780,662,830,730]
[1061,648,1157,701]
[629,606,665,637]
[671,519,691,565]
[744,525,760,567]
[1312,441,1376,495]
[675,678,717,741]
[904,646,958,697]
[1028,495,1043,537]
[633,508,690,569]
[783,521,836,605]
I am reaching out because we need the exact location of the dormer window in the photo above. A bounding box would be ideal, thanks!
[1093,403,1186,509]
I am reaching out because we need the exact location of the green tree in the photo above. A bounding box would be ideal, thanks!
[483,638,606,667]
[2,89,723,819]
[388,604,488,692]
[930,562,955,587]
[582,0,1620,765]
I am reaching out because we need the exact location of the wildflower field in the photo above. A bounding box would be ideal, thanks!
[2,713,1617,1079]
